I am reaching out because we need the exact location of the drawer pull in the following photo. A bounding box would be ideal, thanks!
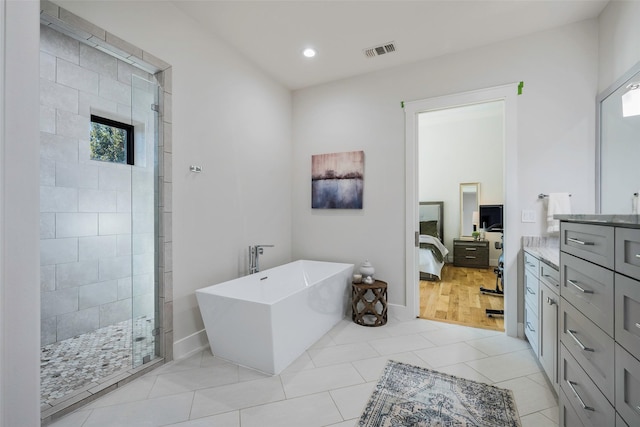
[526,262,535,267]
[465,248,477,251]
[567,237,595,246]
[635,322,640,329]
[636,254,640,259]
[526,322,535,333]
[567,279,594,294]
[546,296,556,306]
[526,286,536,295]
[566,380,594,411]
[465,256,476,259]
[542,274,559,285]
[567,329,594,352]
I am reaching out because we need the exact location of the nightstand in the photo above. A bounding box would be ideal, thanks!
[453,238,489,268]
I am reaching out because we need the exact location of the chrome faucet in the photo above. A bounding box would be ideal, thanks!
[248,244,274,274]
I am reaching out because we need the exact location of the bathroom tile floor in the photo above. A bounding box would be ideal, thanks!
[41,316,156,407]
[48,317,558,427]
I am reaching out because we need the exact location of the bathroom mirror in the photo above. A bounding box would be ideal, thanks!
[460,182,479,237]
[597,61,640,213]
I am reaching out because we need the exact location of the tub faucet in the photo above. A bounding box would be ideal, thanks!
[248,244,274,274]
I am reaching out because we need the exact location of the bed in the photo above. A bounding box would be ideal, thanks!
[419,201,449,281]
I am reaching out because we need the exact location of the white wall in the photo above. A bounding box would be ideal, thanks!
[292,20,598,309]
[56,1,293,353]
[1,1,41,426]
[598,0,640,93]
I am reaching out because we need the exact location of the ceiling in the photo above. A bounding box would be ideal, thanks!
[173,0,609,90]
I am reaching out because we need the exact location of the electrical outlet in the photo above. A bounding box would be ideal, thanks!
[521,210,536,223]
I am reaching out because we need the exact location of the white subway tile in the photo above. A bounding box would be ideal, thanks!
[57,307,100,341]
[99,299,130,327]
[118,277,132,300]
[40,186,77,213]
[99,167,131,192]
[41,213,56,239]
[41,288,78,319]
[99,213,131,235]
[40,24,79,65]
[132,211,154,234]
[41,316,57,346]
[163,182,172,212]
[78,235,117,261]
[99,255,131,280]
[133,253,154,276]
[56,212,98,237]
[163,122,172,154]
[79,43,117,79]
[40,131,78,163]
[40,51,56,81]
[116,234,132,256]
[78,92,118,118]
[57,58,99,95]
[78,280,118,310]
[40,105,56,133]
[56,162,99,189]
[40,158,56,186]
[41,265,56,292]
[40,238,78,266]
[99,76,131,106]
[56,259,99,289]
[79,189,117,213]
[117,190,132,213]
[56,109,90,140]
[40,78,78,113]
[133,293,154,318]
[132,273,153,297]
[133,233,154,255]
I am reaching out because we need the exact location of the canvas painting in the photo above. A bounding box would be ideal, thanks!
[312,150,364,209]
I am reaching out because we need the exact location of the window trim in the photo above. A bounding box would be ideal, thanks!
[90,115,134,165]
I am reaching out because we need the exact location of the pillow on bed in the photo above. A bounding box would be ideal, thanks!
[420,220,439,238]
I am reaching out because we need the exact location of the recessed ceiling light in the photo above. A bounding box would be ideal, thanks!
[302,48,316,58]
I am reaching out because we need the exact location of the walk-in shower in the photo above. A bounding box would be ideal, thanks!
[39,3,173,422]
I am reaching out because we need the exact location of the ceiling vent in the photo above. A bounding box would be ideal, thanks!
[363,42,396,58]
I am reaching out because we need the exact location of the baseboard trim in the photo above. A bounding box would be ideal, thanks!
[388,303,414,322]
[173,329,209,360]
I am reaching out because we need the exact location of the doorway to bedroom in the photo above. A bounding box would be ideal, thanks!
[416,100,505,331]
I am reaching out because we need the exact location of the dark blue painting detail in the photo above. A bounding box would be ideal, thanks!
[311,151,364,209]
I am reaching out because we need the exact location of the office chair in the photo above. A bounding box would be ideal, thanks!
[480,237,504,317]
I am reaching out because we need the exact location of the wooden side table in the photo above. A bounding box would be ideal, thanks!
[352,280,388,327]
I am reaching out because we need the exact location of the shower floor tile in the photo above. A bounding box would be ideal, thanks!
[41,317,156,407]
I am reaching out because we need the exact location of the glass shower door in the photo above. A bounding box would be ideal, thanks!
[130,74,159,367]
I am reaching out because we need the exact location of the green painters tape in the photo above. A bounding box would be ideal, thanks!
[518,81,524,95]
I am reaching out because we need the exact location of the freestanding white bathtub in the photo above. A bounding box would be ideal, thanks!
[196,260,354,375]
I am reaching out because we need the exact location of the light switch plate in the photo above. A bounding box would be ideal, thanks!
[522,210,536,223]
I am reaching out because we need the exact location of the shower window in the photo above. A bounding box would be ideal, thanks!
[90,115,134,165]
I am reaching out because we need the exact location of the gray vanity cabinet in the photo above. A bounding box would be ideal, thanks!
[522,249,559,392]
[558,219,640,427]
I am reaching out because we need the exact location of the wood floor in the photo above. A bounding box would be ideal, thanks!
[419,264,505,331]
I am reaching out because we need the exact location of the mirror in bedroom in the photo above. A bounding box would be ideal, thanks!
[459,182,480,237]
[597,61,640,213]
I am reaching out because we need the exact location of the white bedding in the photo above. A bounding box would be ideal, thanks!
[419,235,449,279]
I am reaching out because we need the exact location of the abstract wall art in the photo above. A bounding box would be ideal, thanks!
[311,150,364,209]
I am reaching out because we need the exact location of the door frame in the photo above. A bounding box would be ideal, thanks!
[404,83,519,337]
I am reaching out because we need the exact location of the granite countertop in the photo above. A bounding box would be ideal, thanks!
[555,214,640,228]
[524,246,559,269]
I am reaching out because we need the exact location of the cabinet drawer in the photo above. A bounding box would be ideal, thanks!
[616,343,640,427]
[524,251,540,276]
[453,254,489,268]
[560,252,614,336]
[524,268,539,313]
[540,282,559,390]
[616,227,640,281]
[560,388,586,427]
[540,260,560,290]
[560,299,615,402]
[560,344,615,427]
[525,302,539,355]
[561,222,614,269]
[615,274,640,358]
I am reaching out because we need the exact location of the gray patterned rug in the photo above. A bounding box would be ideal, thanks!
[359,361,521,427]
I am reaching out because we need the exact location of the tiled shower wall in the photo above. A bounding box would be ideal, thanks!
[39,22,164,347]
